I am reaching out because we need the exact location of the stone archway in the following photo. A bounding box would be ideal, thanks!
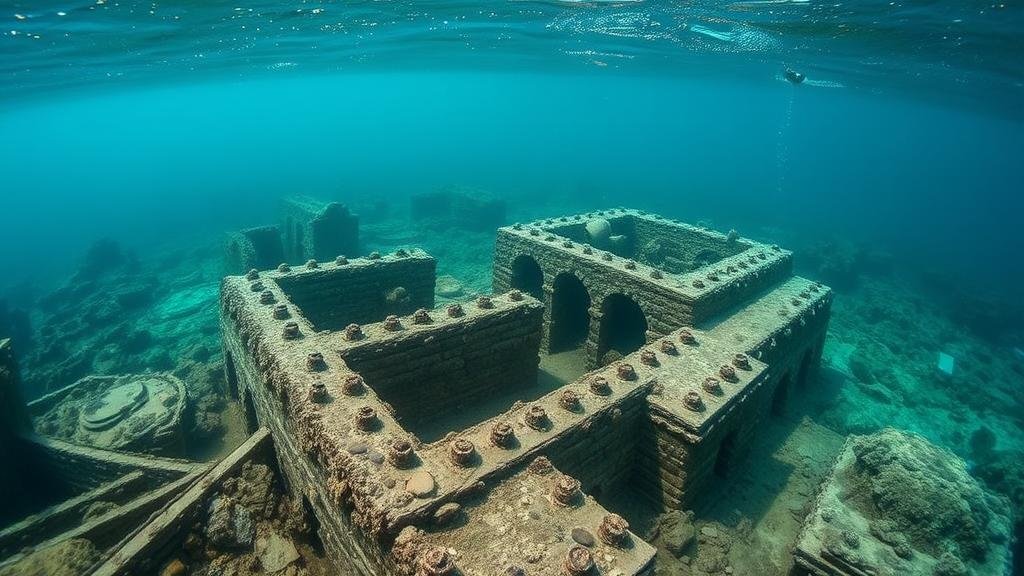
[510,255,544,301]
[771,372,792,417]
[714,430,738,478]
[597,293,648,365]
[550,273,591,353]
[797,348,814,389]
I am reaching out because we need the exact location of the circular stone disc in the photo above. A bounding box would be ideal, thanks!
[80,380,149,431]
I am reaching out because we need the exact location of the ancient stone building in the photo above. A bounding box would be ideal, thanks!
[226,196,359,274]
[218,208,832,576]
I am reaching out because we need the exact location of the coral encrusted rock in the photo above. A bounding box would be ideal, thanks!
[795,428,1013,576]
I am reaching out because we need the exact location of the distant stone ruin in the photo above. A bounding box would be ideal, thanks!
[217,208,833,575]
[225,196,359,275]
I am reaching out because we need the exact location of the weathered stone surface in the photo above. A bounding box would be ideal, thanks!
[219,207,832,576]
[256,531,301,573]
[406,471,436,498]
[571,527,596,547]
[432,502,461,525]
[206,496,255,549]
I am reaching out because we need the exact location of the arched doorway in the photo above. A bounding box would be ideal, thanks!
[714,430,738,478]
[597,294,648,364]
[550,273,591,353]
[771,372,791,417]
[510,255,544,300]
[797,348,814,389]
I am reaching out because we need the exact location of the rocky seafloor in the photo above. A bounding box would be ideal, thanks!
[1,203,1021,575]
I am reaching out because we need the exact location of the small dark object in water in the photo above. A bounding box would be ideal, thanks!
[784,69,805,84]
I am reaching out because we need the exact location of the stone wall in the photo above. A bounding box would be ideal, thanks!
[220,303,392,576]
[493,228,692,366]
[274,252,436,331]
[339,303,543,436]
[636,297,832,511]
[281,196,359,264]
[224,225,285,275]
[542,391,648,498]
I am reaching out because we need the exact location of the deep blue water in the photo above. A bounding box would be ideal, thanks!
[1,0,1023,295]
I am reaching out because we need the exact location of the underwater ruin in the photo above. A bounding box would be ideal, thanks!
[0,203,1017,576]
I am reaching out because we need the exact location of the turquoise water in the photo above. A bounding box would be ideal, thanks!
[1,1,1023,574]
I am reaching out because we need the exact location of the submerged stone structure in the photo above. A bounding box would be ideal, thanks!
[30,373,187,456]
[226,196,360,275]
[219,207,833,575]
[794,428,1013,576]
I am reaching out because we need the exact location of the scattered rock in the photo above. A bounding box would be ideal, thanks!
[256,531,300,573]
[206,496,255,549]
[406,471,436,498]
[433,502,461,525]
[159,558,186,576]
[585,218,611,245]
[435,275,464,298]
[657,511,696,557]
[571,527,596,547]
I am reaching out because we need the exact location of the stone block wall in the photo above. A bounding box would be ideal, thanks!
[219,299,392,576]
[632,217,749,272]
[281,196,359,264]
[493,228,693,366]
[542,391,648,498]
[275,252,435,331]
[339,303,543,436]
[224,226,285,274]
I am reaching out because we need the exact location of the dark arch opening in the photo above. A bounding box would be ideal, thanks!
[302,496,326,555]
[224,351,240,399]
[242,390,258,434]
[797,348,814,389]
[510,255,544,300]
[598,294,648,363]
[771,372,791,417]
[714,430,738,478]
[550,273,591,353]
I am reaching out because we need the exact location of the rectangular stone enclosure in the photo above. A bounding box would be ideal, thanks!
[219,208,831,576]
